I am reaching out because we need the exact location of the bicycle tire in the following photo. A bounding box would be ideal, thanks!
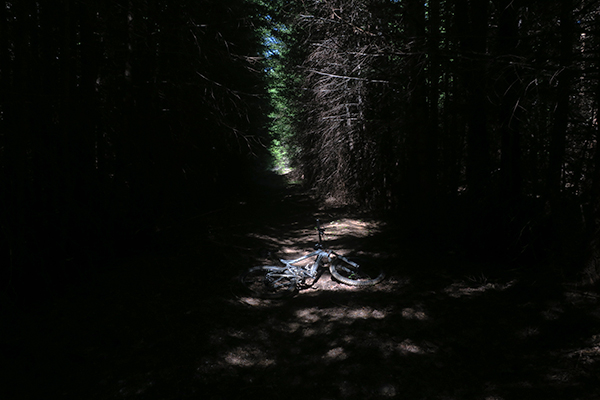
[329,257,385,286]
[240,266,298,298]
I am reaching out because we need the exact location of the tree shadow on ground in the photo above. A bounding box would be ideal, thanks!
[2,173,600,400]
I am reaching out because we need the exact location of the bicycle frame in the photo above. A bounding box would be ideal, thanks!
[279,248,331,279]
[268,249,358,283]
[255,250,330,288]
[262,219,323,280]
[241,218,384,296]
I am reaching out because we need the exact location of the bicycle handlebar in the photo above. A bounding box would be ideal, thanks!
[316,218,325,248]
[316,219,325,233]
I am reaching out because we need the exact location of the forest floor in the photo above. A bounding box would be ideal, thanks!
[2,172,600,400]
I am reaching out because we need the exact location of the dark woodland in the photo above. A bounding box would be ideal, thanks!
[2,0,600,399]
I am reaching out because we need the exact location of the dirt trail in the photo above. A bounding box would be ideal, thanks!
[2,174,600,400]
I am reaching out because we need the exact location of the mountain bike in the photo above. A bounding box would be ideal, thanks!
[240,219,385,298]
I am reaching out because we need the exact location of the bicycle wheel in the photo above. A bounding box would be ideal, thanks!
[240,266,298,298]
[329,257,385,286]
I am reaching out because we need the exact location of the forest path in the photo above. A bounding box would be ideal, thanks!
[2,172,600,400]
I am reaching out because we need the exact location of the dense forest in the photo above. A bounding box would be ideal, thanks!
[1,0,600,298]
[2,1,600,399]
[269,0,600,279]
[0,0,272,298]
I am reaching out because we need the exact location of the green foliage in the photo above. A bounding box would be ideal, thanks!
[255,1,306,173]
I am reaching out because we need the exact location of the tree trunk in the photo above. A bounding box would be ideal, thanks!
[583,52,600,285]
[547,0,574,203]
[497,0,523,203]
[405,0,434,218]
[426,0,441,201]
[456,0,490,196]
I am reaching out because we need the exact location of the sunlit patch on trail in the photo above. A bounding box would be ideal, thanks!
[324,218,383,240]
[245,217,385,259]
[294,305,388,324]
[236,296,285,307]
[401,306,429,320]
[378,383,397,397]
[234,273,406,305]
[323,346,348,362]
[224,345,275,367]
[443,279,516,298]
[377,337,438,357]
